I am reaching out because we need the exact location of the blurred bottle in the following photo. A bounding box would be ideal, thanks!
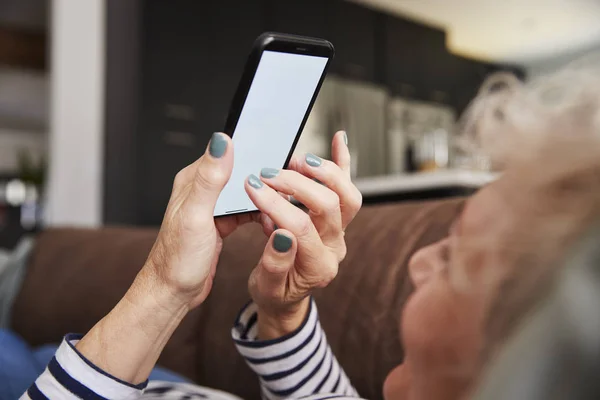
[415,114,449,172]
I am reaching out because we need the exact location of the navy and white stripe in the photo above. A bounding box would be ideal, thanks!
[232,299,359,400]
[21,301,362,399]
[21,334,144,400]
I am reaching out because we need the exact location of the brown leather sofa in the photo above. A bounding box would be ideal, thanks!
[10,198,464,400]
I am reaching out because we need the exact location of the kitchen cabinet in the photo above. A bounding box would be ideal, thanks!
[103,0,525,225]
[138,0,265,225]
[382,16,445,100]
[328,0,378,82]
[265,0,329,39]
[419,28,452,103]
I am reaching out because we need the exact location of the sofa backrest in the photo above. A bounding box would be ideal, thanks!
[11,197,464,400]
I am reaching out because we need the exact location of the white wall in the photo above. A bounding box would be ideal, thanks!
[45,0,105,227]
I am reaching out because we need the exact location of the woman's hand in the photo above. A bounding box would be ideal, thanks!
[144,132,258,310]
[76,132,260,384]
[245,131,362,339]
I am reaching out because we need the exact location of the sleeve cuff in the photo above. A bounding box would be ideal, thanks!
[52,334,147,398]
[232,299,317,356]
[232,299,335,397]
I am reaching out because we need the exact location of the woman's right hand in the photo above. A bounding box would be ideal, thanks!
[244,131,362,338]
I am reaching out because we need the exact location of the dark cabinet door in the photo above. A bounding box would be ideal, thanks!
[328,0,378,82]
[383,16,429,99]
[265,0,329,39]
[418,27,449,102]
[448,55,490,114]
[138,0,264,225]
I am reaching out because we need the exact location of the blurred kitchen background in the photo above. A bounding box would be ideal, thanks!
[2,0,600,247]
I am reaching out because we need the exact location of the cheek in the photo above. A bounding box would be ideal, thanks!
[401,278,485,371]
[383,364,410,400]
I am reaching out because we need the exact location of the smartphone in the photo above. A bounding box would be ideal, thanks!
[213,32,335,217]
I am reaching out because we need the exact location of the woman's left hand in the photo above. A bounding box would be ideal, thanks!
[244,131,362,338]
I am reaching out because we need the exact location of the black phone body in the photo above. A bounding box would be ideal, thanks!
[214,32,335,217]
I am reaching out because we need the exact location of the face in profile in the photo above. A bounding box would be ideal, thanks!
[382,183,504,400]
[383,157,572,400]
[384,135,600,400]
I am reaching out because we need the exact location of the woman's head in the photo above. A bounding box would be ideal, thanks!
[384,61,600,400]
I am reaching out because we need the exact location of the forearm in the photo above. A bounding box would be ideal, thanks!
[76,268,189,385]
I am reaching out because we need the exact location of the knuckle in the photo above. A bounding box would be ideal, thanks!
[355,189,363,207]
[323,192,341,214]
[337,241,347,262]
[195,166,225,191]
[295,213,313,238]
[316,262,338,288]
[348,190,363,214]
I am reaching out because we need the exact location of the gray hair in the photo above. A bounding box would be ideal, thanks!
[455,52,600,169]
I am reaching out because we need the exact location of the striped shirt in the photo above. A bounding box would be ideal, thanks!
[22,299,362,400]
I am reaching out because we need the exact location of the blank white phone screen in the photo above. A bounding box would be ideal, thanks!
[214,50,328,216]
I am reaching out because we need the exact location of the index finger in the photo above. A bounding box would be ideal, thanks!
[244,174,322,245]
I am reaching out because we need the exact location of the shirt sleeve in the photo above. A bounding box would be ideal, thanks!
[232,299,360,400]
[21,334,146,400]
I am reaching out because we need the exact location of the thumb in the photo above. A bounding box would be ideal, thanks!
[188,132,234,211]
[256,230,297,296]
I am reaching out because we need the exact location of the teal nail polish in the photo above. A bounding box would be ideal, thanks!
[342,131,348,145]
[247,174,263,189]
[306,153,322,167]
[273,223,279,230]
[273,233,292,253]
[209,132,227,158]
[261,167,280,179]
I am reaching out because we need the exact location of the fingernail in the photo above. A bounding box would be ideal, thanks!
[209,132,227,158]
[306,153,322,167]
[342,131,348,145]
[261,167,280,179]
[273,223,279,230]
[273,233,292,253]
[247,174,263,189]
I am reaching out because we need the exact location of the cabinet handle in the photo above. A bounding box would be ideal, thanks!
[164,104,195,121]
[164,131,195,147]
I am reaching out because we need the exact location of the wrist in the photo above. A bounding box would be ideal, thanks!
[139,255,208,312]
[75,269,190,384]
[128,267,192,316]
[257,297,310,340]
